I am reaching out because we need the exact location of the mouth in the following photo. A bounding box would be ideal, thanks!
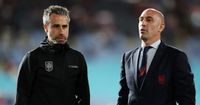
[58,36,65,39]
[140,29,146,32]
[56,36,66,42]
[139,29,147,34]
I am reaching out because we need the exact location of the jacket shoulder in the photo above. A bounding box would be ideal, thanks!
[68,48,85,57]
[27,47,43,55]
[123,47,139,61]
[164,44,186,55]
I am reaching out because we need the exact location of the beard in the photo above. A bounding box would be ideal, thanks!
[50,37,67,44]
[140,34,148,41]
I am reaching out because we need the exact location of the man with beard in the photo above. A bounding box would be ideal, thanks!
[15,5,90,105]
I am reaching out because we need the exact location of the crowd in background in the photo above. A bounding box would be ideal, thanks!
[0,0,200,105]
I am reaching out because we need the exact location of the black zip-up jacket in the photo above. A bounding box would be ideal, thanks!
[15,38,90,105]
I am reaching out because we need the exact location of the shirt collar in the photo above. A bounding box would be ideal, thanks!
[151,39,161,49]
[141,39,161,49]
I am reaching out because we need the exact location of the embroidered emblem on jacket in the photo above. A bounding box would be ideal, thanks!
[45,61,53,72]
[158,74,166,85]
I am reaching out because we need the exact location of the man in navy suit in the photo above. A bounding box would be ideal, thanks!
[117,8,195,105]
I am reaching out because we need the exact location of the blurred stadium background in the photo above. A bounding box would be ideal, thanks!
[0,0,199,105]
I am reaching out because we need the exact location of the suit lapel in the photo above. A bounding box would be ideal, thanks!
[129,47,141,92]
[139,42,167,91]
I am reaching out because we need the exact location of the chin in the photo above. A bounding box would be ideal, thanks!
[140,36,148,41]
[140,34,146,39]
[56,39,67,44]
[57,41,66,44]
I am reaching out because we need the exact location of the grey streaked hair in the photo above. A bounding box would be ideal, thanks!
[43,5,70,25]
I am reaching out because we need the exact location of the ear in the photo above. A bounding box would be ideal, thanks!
[159,23,165,32]
[43,24,48,33]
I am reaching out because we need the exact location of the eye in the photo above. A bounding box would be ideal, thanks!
[139,17,143,21]
[52,24,60,28]
[62,25,68,29]
[146,17,153,22]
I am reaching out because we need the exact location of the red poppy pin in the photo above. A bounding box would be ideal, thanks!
[158,74,166,85]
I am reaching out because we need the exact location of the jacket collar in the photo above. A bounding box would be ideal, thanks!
[40,37,70,53]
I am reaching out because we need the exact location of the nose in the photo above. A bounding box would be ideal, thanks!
[57,28,65,36]
[59,26,64,31]
[140,20,147,26]
[59,26,66,33]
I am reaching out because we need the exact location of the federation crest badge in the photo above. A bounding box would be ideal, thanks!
[158,74,166,85]
[45,61,53,72]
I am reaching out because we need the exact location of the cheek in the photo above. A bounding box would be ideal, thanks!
[49,29,58,35]
[48,29,57,38]
[64,28,69,35]
[150,25,159,32]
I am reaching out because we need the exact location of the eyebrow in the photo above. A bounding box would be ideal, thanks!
[52,24,68,27]
[146,16,153,19]
[139,16,153,20]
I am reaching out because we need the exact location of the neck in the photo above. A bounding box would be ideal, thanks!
[141,37,160,47]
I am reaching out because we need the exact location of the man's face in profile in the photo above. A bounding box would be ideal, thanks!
[138,9,164,42]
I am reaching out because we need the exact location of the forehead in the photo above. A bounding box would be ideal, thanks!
[139,9,162,20]
[49,13,70,23]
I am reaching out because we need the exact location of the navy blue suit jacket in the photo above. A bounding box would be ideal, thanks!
[117,42,195,105]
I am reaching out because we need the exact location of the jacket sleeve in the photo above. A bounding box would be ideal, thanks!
[15,52,34,105]
[117,53,129,105]
[76,54,90,105]
[173,52,196,105]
